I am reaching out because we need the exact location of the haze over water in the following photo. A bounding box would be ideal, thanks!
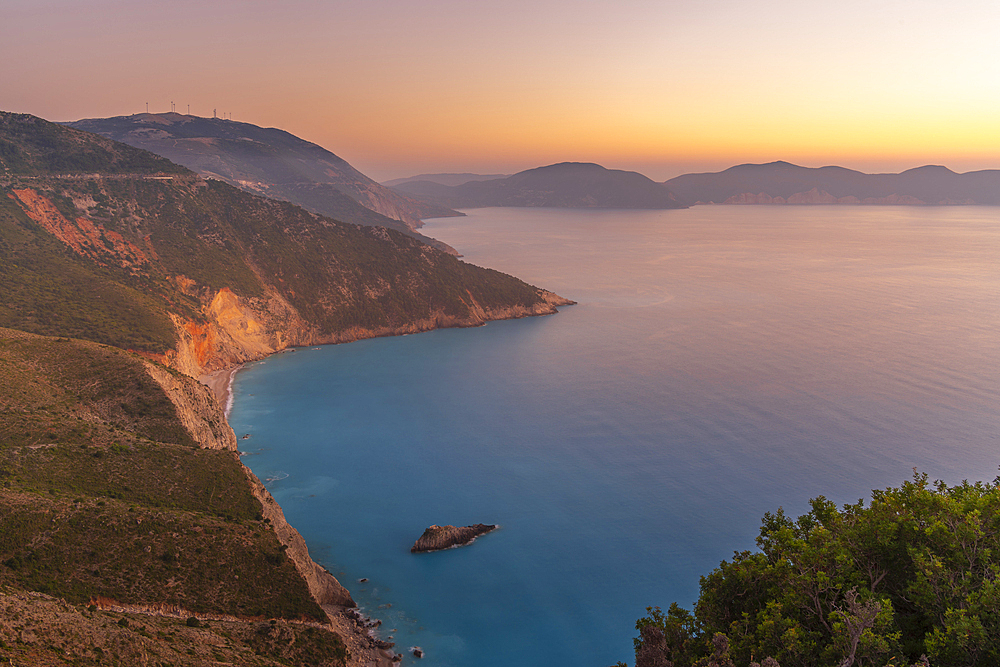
[230,206,1000,667]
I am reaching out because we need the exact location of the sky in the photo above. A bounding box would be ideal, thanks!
[2,0,999,182]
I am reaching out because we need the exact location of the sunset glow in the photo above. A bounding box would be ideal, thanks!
[3,0,999,180]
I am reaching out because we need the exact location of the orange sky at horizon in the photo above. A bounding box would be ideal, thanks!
[3,0,999,182]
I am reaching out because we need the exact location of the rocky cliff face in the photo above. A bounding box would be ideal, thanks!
[245,473,356,608]
[165,284,572,378]
[141,356,356,609]
[2,116,573,379]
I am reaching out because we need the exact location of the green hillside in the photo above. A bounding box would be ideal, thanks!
[0,111,569,665]
[65,112,461,252]
[0,112,187,177]
[0,328,350,665]
[0,330,315,616]
[0,111,560,360]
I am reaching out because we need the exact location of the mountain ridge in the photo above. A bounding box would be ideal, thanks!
[64,112,462,253]
[388,159,1000,209]
[664,160,1000,205]
[392,161,685,210]
[0,110,571,667]
[1,111,572,379]
[383,172,509,188]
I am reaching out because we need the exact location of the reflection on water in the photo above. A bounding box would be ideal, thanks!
[231,206,1000,667]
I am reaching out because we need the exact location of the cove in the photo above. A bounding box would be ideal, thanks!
[230,206,1000,666]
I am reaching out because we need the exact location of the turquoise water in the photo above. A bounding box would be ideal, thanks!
[230,206,1000,666]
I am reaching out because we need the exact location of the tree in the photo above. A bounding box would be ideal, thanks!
[624,470,1000,667]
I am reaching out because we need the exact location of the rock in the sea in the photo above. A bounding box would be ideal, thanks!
[410,524,498,553]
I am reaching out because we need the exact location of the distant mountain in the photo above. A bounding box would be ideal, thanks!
[392,162,685,210]
[389,178,471,203]
[383,172,509,188]
[64,113,461,252]
[1,111,571,378]
[665,161,1000,205]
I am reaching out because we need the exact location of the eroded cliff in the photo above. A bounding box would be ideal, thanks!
[142,356,356,610]
[3,177,572,379]
[167,283,573,378]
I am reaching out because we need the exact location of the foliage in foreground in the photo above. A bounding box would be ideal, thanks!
[627,472,1000,667]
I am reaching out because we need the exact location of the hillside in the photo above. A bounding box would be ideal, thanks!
[65,113,461,253]
[1,111,571,378]
[390,162,685,209]
[664,161,1000,205]
[0,327,372,666]
[0,111,566,665]
[383,172,508,188]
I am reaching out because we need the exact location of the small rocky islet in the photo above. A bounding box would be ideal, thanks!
[410,524,498,553]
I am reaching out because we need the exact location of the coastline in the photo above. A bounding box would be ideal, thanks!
[199,365,242,415]
[191,303,574,665]
[199,359,396,666]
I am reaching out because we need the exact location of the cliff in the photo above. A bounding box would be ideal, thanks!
[166,282,571,379]
[0,111,573,379]
[0,327,374,663]
[0,112,574,666]
[141,357,355,610]
[242,471,355,608]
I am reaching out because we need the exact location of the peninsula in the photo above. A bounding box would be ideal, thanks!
[0,111,571,666]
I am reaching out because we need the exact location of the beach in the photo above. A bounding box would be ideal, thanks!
[199,365,241,415]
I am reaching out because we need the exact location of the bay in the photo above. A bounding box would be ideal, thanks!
[230,205,1000,666]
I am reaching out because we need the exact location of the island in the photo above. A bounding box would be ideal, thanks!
[410,524,499,553]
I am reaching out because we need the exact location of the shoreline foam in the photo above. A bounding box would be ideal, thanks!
[201,360,396,666]
[197,301,574,665]
[199,365,242,416]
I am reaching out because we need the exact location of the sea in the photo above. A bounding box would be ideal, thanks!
[229,206,1000,667]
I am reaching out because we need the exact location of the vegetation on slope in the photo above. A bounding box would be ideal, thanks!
[0,193,181,352]
[0,588,348,666]
[0,112,187,177]
[0,111,566,665]
[625,472,1000,667]
[65,112,461,252]
[0,329,328,626]
[1,111,557,362]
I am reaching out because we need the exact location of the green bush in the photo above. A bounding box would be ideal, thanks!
[630,472,1000,667]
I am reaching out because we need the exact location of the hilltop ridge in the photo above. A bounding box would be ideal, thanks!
[65,112,461,253]
[2,111,571,378]
[391,161,685,210]
[0,111,574,666]
[664,160,1000,205]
